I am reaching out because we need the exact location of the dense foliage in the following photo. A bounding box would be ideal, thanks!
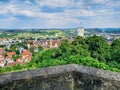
[1,35,120,73]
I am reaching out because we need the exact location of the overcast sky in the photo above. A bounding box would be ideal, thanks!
[0,0,120,29]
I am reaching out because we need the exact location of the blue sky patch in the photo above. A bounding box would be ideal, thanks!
[41,6,64,13]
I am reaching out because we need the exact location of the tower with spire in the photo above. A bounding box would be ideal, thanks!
[77,27,84,37]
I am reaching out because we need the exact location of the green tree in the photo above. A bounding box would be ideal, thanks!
[71,45,90,57]
[111,39,120,63]
[59,39,73,57]
[86,35,111,62]
[29,46,34,53]
[38,45,44,52]
[53,48,62,58]
[23,45,28,50]
[4,53,7,57]
[10,45,18,51]
[71,36,90,56]
[12,55,20,61]
[0,45,6,48]
[72,36,86,46]
[12,55,16,61]
[111,39,120,47]
[17,43,28,49]
[16,50,20,55]
[5,48,12,52]
[41,49,53,60]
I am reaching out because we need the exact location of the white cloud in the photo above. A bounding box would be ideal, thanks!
[0,9,8,15]
[0,17,18,28]
[0,0,119,17]
[106,0,120,9]
[91,0,107,4]
[64,9,96,17]
[83,15,120,28]
[36,0,71,7]
[0,0,120,28]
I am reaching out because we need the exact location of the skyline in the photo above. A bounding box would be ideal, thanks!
[0,0,120,29]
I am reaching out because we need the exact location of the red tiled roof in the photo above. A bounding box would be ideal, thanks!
[22,50,31,55]
[6,56,12,60]
[51,40,62,46]
[7,52,16,57]
[0,55,4,58]
[7,62,15,66]
[8,52,16,55]
[0,60,4,63]
[22,50,32,62]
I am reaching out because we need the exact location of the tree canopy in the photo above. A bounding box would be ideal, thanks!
[1,36,120,73]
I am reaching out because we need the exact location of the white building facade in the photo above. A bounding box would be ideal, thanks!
[77,27,84,37]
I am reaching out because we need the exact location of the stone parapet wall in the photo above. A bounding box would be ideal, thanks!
[0,64,120,90]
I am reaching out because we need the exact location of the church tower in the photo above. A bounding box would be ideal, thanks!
[77,27,84,37]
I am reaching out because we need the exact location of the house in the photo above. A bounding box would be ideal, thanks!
[0,48,5,56]
[7,61,15,66]
[50,40,62,48]
[22,50,32,62]
[7,52,16,58]
[16,58,23,62]
[38,40,62,49]
[0,55,5,60]
[34,47,38,52]
[6,56,15,66]
[33,43,39,48]
[6,57,25,66]
[0,60,5,67]
[6,56,14,62]
[0,53,5,67]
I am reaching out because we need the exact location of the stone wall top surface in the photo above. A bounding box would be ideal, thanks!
[0,64,120,84]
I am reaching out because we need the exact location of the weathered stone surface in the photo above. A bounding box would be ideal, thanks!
[73,72,120,90]
[0,64,120,90]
